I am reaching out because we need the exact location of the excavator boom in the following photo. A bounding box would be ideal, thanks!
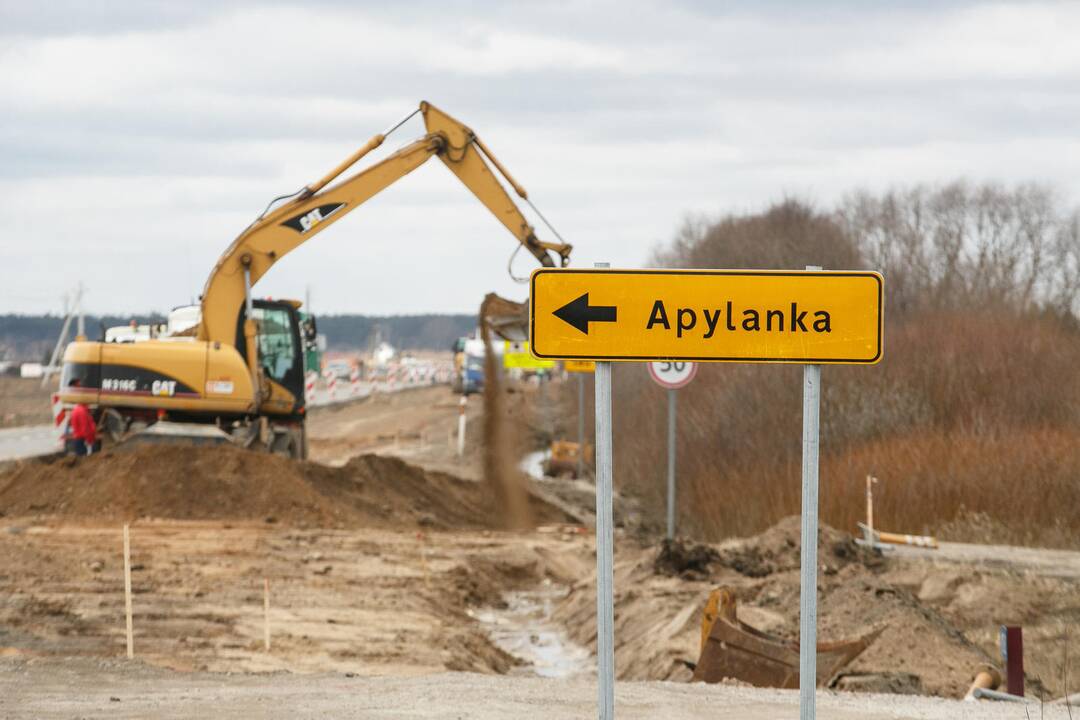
[198,101,571,346]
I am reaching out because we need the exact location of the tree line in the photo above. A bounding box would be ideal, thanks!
[0,313,476,363]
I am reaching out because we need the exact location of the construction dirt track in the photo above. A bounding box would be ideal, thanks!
[2,383,1079,718]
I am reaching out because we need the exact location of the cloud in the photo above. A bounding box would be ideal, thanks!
[1,1,1078,315]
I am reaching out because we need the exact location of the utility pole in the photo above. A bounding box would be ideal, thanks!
[42,288,78,388]
[75,282,86,340]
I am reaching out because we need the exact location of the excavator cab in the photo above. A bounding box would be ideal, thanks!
[235,299,306,415]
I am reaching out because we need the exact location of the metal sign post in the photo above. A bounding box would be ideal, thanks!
[593,264,615,720]
[799,362,821,718]
[564,360,595,480]
[799,265,822,720]
[647,361,698,540]
[577,373,586,479]
[666,388,676,540]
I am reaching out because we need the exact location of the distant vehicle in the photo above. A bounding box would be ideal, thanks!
[452,336,486,394]
[372,342,395,366]
[19,363,44,379]
[543,440,592,478]
[461,354,484,394]
[324,360,353,380]
[166,305,200,336]
[104,324,152,343]
[104,306,197,344]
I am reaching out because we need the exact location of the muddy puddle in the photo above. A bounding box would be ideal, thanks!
[471,580,592,679]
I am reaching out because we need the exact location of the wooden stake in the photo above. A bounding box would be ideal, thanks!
[865,475,876,536]
[263,578,271,652]
[416,533,432,590]
[123,523,134,659]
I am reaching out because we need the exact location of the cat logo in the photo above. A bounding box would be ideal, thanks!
[281,203,346,234]
[151,380,177,397]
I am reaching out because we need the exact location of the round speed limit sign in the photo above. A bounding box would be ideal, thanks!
[647,361,697,390]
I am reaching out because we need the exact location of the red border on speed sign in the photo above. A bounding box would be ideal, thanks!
[647,361,698,390]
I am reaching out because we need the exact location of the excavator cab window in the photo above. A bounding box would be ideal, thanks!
[236,300,305,409]
[253,307,296,384]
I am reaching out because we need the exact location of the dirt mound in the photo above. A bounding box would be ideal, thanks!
[332,454,568,530]
[716,515,882,577]
[743,562,995,696]
[649,517,880,581]
[556,518,995,696]
[653,538,719,579]
[0,445,568,529]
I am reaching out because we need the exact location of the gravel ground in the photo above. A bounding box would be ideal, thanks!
[2,657,1071,719]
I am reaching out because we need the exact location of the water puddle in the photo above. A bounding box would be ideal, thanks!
[472,581,592,679]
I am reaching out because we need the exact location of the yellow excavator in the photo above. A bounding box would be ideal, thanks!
[56,101,572,458]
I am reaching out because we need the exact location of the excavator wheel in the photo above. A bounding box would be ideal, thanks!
[269,426,305,460]
[101,408,132,444]
[269,432,295,459]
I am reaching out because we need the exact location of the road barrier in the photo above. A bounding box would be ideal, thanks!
[300,360,454,408]
[51,393,66,427]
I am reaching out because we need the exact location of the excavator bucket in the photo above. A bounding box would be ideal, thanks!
[692,588,884,688]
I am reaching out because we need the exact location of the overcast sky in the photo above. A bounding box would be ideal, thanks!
[3,1,1078,316]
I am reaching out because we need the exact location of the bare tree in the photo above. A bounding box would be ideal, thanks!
[837,182,1077,317]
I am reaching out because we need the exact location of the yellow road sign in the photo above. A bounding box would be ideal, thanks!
[530,269,883,364]
[504,340,556,370]
[564,359,596,373]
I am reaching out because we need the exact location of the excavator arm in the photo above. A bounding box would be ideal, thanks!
[197,101,571,347]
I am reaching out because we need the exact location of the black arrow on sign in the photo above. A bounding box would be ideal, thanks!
[553,293,618,335]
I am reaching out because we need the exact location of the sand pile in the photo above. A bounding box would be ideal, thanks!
[554,517,995,697]
[714,515,883,578]
[0,445,567,529]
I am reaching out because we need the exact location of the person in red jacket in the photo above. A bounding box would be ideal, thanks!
[68,402,97,456]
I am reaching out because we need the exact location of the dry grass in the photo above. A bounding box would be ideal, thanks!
[0,376,54,427]
[611,314,1080,549]
[603,194,1080,549]
[827,429,1077,548]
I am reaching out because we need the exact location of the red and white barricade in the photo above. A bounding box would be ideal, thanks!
[52,393,67,429]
